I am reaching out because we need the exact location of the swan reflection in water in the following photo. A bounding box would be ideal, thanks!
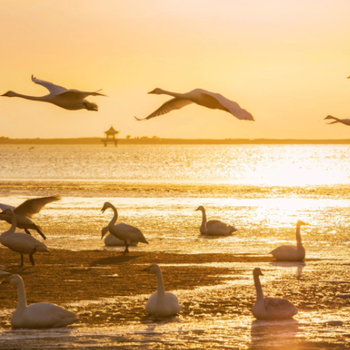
[250,319,299,348]
[270,262,306,280]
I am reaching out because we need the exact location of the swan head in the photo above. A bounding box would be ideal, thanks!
[324,115,334,120]
[195,206,205,212]
[143,263,161,273]
[101,226,109,239]
[296,220,309,227]
[1,91,16,97]
[253,268,263,277]
[148,88,163,94]
[101,202,113,213]
[9,274,23,285]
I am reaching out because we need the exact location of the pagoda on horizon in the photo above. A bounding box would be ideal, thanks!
[101,126,119,147]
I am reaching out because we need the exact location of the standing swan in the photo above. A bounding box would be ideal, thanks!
[102,227,138,247]
[196,206,237,236]
[10,274,79,329]
[101,202,148,253]
[0,196,60,239]
[324,115,350,126]
[134,88,254,121]
[0,209,48,266]
[269,221,309,262]
[252,268,298,320]
[1,75,106,111]
[143,264,183,316]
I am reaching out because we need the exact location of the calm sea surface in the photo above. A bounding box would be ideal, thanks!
[1,144,350,349]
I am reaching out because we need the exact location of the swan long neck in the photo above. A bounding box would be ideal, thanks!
[158,89,184,99]
[108,206,118,227]
[296,225,303,247]
[155,268,165,297]
[16,279,27,312]
[0,213,17,239]
[10,92,48,102]
[200,209,207,233]
[254,273,264,302]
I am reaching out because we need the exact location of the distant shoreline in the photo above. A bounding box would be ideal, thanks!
[1,136,350,145]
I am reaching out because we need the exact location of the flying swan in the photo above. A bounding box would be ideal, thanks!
[134,88,254,121]
[324,115,350,126]
[0,196,60,239]
[101,202,148,253]
[252,267,298,320]
[269,220,309,262]
[0,209,49,266]
[196,206,237,236]
[143,263,183,316]
[1,75,106,111]
[10,274,80,329]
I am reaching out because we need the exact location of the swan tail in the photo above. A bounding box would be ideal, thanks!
[327,121,338,124]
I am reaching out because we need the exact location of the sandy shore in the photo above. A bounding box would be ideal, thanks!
[1,248,349,332]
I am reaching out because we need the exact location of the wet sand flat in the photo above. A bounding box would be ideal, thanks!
[1,248,349,333]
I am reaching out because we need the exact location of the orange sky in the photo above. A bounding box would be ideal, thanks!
[1,0,350,139]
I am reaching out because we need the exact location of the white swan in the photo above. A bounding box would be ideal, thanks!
[0,196,60,240]
[1,75,106,111]
[196,206,237,236]
[252,267,298,320]
[0,209,48,266]
[10,274,79,329]
[102,227,138,247]
[269,221,309,262]
[134,88,254,121]
[324,115,350,126]
[101,202,148,253]
[144,264,183,316]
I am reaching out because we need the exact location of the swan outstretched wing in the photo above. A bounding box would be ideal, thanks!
[0,203,15,212]
[200,90,255,121]
[57,89,106,100]
[135,98,193,121]
[31,75,67,95]
[14,196,61,218]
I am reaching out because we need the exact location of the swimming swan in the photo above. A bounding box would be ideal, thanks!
[102,227,138,247]
[0,209,48,266]
[134,88,254,121]
[101,202,148,253]
[252,268,298,320]
[10,274,80,329]
[1,75,106,111]
[269,221,309,262]
[196,206,237,236]
[144,264,183,316]
[0,196,60,240]
[324,115,350,126]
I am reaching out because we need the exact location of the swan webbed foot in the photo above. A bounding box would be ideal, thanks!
[24,229,32,236]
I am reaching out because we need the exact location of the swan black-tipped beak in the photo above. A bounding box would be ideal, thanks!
[142,266,150,272]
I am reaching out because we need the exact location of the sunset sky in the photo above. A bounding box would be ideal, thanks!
[1,0,350,139]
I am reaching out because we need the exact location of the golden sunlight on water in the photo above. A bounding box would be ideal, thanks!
[1,145,350,349]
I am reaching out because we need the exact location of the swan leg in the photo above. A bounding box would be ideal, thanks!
[123,241,129,254]
[24,229,32,236]
[29,248,37,266]
[20,254,23,266]
[33,224,46,240]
